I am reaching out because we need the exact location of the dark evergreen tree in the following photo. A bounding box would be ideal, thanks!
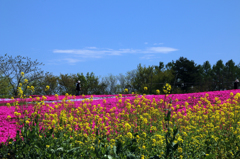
[212,60,225,90]
[172,57,202,92]
[201,60,213,91]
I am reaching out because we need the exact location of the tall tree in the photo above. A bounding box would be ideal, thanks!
[58,74,76,95]
[201,60,213,91]
[132,64,153,94]
[125,70,137,93]
[0,54,46,96]
[102,74,117,94]
[0,73,13,98]
[224,59,237,89]
[85,72,101,94]
[117,73,126,93]
[212,60,225,90]
[173,57,202,92]
[33,73,59,95]
[154,62,165,73]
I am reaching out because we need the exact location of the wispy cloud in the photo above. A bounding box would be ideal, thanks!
[53,46,178,59]
[64,58,83,64]
[47,58,84,65]
[140,54,162,61]
[145,47,177,53]
[153,43,164,45]
[140,54,155,60]
[144,42,148,45]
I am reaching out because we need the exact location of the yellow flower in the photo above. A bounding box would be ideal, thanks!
[9,142,12,145]
[142,132,147,138]
[143,118,148,124]
[156,89,160,94]
[110,139,115,145]
[45,85,50,91]
[46,145,50,148]
[124,88,128,92]
[24,79,28,84]
[6,103,11,108]
[178,147,183,153]
[142,145,146,149]
[163,83,171,94]
[6,115,11,120]
[144,87,148,91]
[21,72,24,77]
[127,132,133,139]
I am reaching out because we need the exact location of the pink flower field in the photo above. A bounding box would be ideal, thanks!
[1,90,240,143]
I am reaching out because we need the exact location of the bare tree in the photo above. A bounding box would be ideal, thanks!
[117,73,126,93]
[102,74,117,94]
[125,70,137,93]
[0,54,46,96]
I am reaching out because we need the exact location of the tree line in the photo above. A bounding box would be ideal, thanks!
[0,54,240,98]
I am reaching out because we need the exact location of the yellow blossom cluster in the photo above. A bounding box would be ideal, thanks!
[10,89,240,158]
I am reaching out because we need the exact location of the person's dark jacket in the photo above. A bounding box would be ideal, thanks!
[76,83,81,91]
[234,81,239,89]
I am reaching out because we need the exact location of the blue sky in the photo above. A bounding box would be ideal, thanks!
[1,0,240,78]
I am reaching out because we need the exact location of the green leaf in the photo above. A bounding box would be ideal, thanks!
[67,147,81,153]
[104,155,113,159]
[116,139,123,155]
[204,154,216,159]
[127,153,136,159]
[165,109,171,121]
[172,142,178,151]
[150,155,161,159]
[56,147,64,152]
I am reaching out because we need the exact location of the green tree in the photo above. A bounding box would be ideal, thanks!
[33,73,59,95]
[200,60,214,91]
[84,72,101,95]
[212,60,225,90]
[0,74,13,98]
[102,74,117,94]
[0,54,46,96]
[58,74,76,95]
[223,59,237,90]
[151,68,175,94]
[132,64,153,94]
[172,57,202,93]
[125,70,137,93]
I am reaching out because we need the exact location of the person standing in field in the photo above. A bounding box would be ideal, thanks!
[234,78,239,89]
[76,80,81,95]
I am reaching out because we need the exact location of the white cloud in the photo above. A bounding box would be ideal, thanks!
[53,46,178,58]
[140,54,155,60]
[64,58,82,64]
[140,54,162,60]
[153,43,164,45]
[47,57,84,65]
[86,47,97,49]
[146,47,178,54]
